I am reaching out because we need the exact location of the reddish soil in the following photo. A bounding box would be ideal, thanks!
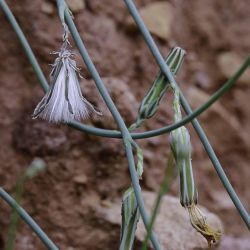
[0,0,249,249]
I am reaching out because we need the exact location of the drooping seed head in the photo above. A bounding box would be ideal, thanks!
[32,45,101,123]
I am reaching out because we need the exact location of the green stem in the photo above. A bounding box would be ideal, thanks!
[0,0,48,92]
[71,57,249,139]
[0,188,59,250]
[142,153,176,250]
[5,178,25,250]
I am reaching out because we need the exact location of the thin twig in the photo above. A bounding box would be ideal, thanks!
[142,153,176,250]
[0,188,59,250]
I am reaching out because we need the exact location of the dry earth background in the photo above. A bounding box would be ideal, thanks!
[0,0,249,249]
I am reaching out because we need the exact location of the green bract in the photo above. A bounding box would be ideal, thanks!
[120,187,140,250]
[170,88,198,207]
[170,126,198,207]
[130,47,186,130]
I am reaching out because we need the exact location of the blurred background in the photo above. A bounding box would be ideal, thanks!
[0,0,249,249]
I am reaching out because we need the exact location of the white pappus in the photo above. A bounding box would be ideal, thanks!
[32,46,101,123]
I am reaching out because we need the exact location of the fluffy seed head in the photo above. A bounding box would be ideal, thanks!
[32,47,101,123]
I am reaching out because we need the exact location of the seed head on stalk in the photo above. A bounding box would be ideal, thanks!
[32,23,101,123]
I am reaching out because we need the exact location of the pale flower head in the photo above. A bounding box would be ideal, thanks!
[32,46,101,123]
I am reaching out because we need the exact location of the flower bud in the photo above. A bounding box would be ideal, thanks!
[120,187,140,250]
[170,127,197,207]
[130,47,186,130]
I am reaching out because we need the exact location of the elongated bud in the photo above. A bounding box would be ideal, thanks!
[130,47,186,130]
[131,141,144,179]
[32,43,101,123]
[119,141,143,249]
[170,87,197,206]
[136,147,143,179]
[170,126,197,207]
[170,88,222,246]
[120,187,140,250]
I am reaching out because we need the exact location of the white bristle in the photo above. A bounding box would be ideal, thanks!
[33,48,101,123]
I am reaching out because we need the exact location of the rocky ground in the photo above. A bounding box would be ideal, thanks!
[0,0,249,249]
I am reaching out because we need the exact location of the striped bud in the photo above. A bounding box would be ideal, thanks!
[170,88,221,246]
[120,187,140,250]
[130,47,186,130]
[170,126,198,207]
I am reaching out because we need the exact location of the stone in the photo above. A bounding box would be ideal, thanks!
[96,191,223,250]
[187,86,239,128]
[195,70,211,89]
[41,2,54,15]
[210,190,235,211]
[233,88,250,149]
[219,236,250,250]
[217,52,250,85]
[73,174,88,184]
[83,77,138,127]
[66,0,85,13]
[126,2,173,41]
[186,87,248,155]
[12,117,69,157]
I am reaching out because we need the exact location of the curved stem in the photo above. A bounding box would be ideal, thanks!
[70,58,249,139]
[0,188,59,250]
[5,178,25,250]
[0,0,48,92]
[123,0,249,229]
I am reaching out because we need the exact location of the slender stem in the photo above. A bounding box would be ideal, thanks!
[0,0,48,92]
[142,153,176,250]
[71,58,249,139]
[0,188,59,250]
[5,178,25,250]
[63,6,162,250]
[123,0,249,229]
